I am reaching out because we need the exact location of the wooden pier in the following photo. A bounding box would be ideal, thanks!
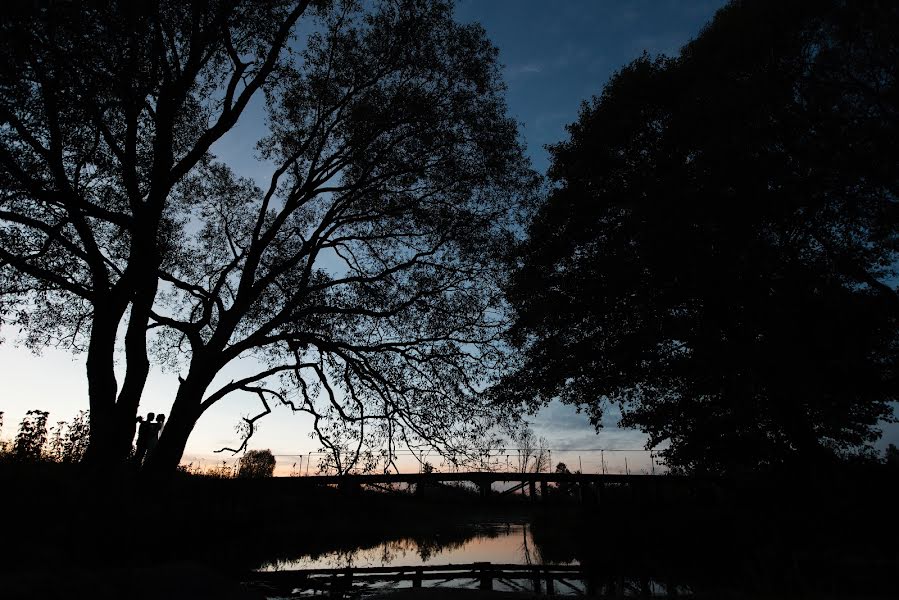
[247,561,688,597]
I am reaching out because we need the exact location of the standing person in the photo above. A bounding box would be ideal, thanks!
[134,412,155,466]
[145,414,165,460]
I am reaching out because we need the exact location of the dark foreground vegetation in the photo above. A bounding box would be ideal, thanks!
[532,465,899,598]
[2,460,898,598]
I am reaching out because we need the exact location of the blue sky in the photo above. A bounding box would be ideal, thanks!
[4,1,894,470]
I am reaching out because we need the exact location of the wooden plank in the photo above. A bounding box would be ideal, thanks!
[253,562,584,577]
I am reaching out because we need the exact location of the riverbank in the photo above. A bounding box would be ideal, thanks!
[2,461,898,598]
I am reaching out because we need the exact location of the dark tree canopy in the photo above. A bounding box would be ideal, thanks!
[1,0,536,475]
[501,0,899,474]
[1,0,314,468]
[145,0,535,475]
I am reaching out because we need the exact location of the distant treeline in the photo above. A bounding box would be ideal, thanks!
[0,409,281,479]
[0,409,89,464]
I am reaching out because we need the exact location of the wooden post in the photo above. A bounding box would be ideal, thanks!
[545,571,555,596]
[529,480,537,502]
[478,564,493,591]
[344,567,353,594]
[413,567,423,588]
[540,480,549,501]
[531,568,542,594]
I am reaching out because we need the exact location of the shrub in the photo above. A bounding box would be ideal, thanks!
[13,410,49,461]
[237,449,276,478]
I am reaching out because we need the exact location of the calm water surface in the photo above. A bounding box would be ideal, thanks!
[252,522,693,597]
[261,522,573,571]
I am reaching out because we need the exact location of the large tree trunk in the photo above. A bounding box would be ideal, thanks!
[111,276,158,458]
[82,302,127,469]
[141,369,210,478]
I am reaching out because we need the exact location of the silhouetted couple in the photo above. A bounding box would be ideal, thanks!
[134,412,165,466]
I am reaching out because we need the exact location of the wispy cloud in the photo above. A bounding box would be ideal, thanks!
[506,62,544,80]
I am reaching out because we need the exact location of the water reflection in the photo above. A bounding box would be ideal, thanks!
[261,522,573,571]
[251,522,695,597]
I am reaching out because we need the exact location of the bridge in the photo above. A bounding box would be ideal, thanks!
[265,471,698,503]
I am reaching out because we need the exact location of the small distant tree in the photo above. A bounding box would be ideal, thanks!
[61,410,90,464]
[554,462,570,474]
[48,421,67,462]
[886,444,899,469]
[0,411,7,456]
[13,410,49,461]
[513,426,549,473]
[237,449,276,478]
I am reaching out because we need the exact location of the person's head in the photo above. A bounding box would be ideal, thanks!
[156,414,165,423]
[147,412,155,422]
[136,416,143,423]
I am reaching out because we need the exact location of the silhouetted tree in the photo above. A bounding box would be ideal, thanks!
[886,444,899,469]
[0,1,314,469]
[237,448,276,478]
[61,410,90,463]
[48,420,66,462]
[13,410,49,461]
[139,0,534,477]
[0,411,7,456]
[1,1,534,475]
[512,426,549,473]
[500,0,898,474]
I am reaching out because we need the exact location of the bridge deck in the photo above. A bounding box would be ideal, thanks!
[280,472,680,485]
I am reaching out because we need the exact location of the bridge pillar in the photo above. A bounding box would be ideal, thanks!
[478,481,491,499]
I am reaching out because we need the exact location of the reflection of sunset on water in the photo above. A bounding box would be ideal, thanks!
[261,523,578,571]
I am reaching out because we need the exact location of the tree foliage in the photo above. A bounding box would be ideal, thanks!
[12,410,49,461]
[501,0,898,474]
[237,448,276,478]
[0,0,315,468]
[1,0,535,474]
[146,0,535,475]
[0,408,89,464]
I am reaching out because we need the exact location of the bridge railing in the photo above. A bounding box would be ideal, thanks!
[179,449,668,478]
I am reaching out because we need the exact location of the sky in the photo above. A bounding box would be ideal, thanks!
[3,0,895,472]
